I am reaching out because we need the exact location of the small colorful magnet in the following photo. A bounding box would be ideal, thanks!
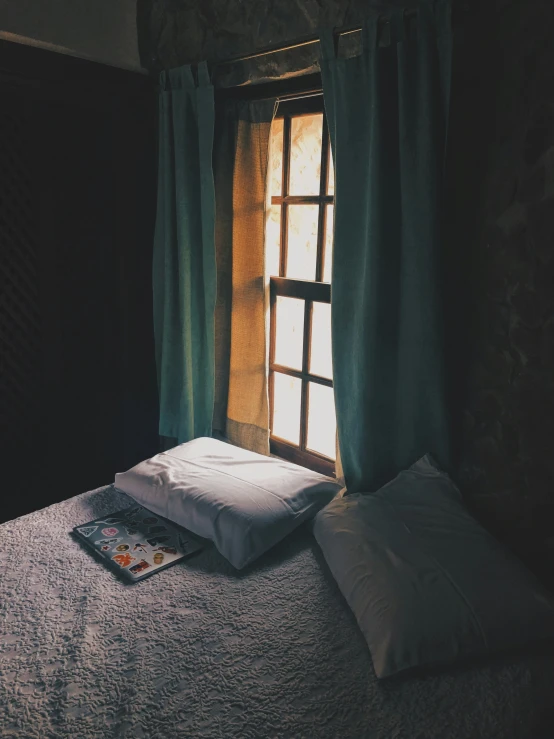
[147,536,170,547]
[102,527,119,537]
[129,559,150,574]
[112,553,136,568]
[96,517,124,525]
[152,552,164,565]
[115,544,130,552]
[154,546,177,555]
[77,525,98,538]
[142,517,158,525]
[148,526,166,534]
[95,538,121,546]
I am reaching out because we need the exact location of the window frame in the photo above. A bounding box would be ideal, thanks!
[268,95,335,477]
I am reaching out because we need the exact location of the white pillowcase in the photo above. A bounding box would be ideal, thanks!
[115,437,340,569]
[314,454,554,678]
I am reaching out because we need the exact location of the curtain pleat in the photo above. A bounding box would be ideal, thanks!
[152,63,216,444]
[212,103,236,434]
[321,0,453,493]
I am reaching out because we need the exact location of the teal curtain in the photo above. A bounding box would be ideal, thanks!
[152,63,216,443]
[321,1,453,493]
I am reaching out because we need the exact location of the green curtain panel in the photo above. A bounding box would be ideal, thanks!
[153,63,216,443]
[320,1,453,493]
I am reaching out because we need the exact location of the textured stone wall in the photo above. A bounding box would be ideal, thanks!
[452,0,554,575]
[137,0,554,574]
[137,0,419,78]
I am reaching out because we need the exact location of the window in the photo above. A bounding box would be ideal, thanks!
[266,96,336,477]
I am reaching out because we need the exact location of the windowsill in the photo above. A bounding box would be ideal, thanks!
[270,437,335,478]
[212,432,336,478]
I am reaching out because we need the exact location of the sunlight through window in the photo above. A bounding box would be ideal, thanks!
[289,114,323,196]
[266,99,336,475]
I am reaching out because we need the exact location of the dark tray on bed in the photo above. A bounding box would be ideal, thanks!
[73,504,204,581]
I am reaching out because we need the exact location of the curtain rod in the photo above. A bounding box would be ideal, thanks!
[212,23,367,69]
[211,4,465,70]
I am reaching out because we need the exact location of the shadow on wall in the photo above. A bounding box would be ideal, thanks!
[446,0,554,580]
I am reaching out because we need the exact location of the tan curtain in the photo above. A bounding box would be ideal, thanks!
[335,436,345,490]
[213,100,276,454]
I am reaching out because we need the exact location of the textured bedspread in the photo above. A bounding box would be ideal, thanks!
[1,485,553,739]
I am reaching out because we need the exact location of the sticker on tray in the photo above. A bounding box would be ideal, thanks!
[95,538,121,547]
[112,553,136,568]
[125,529,138,537]
[133,542,148,553]
[115,544,130,552]
[102,527,119,537]
[147,536,170,547]
[152,552,165,565]
[148,526,167,534]
[142,517,158,525]
[153,546,177,555]
[129,559,150,575]
[95,516,124,526]
[100,545,111,552]
[77,525,98,538]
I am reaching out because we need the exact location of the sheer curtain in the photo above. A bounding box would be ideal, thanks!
[212,99,277,454]
[321,1,453,492]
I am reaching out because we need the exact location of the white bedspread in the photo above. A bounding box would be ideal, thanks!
[1,485,553,739]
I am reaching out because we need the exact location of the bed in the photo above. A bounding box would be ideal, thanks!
[1,484,553,739]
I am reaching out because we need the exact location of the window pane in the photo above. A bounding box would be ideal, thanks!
[266,204,281,277]
[310,302,332,379]
[327,146,335,195]
[272,373,302,445]
[286,204,319,281]
[307,383,336,459]
[322,204,334,283]
[275,297,304,371]
[289,114,323,196]
[270,118,284,196]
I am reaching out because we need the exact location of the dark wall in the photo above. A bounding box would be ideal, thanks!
[137,0,554,570]
[0,41,159,523]
[446,0,554,574]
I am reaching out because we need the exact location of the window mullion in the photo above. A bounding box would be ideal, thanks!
[268,280,277,435]
[300,299,312,451]
[280,115,292,277]
[316,117,330,283]
[271,276,330,303]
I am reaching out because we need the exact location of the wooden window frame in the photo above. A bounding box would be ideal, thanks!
[269,95,335,477]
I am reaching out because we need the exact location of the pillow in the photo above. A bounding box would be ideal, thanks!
[313,454,554,679]
[115,437,340,569]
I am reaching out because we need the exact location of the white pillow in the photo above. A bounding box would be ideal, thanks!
[115,437,340,569]
[314,455,554,678]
